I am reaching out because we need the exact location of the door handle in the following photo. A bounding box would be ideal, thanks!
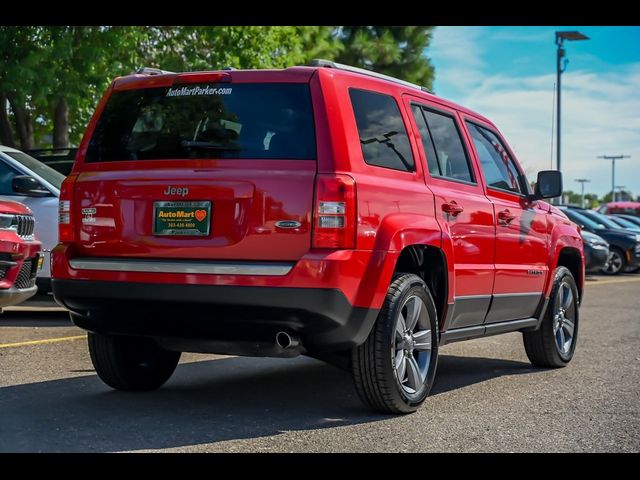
[442,201,464,216]
[498,209,516,225]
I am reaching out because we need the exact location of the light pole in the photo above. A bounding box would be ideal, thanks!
[575,178,590,208]
[598,155,630,202]
[555,31,589,175]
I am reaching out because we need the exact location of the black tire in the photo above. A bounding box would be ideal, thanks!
[602,247,626,275]
[352,273,439,414]
[88,333,181,391]
[523,266,579,368]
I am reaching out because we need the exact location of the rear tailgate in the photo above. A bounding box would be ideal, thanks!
[71,74,317,262]
[72,161,315,261]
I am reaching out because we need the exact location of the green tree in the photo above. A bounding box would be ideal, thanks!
[602,190,634,203]
[0,26,341,149]
[562,190,581,206]
[1,26,437,149]
[0,26,149,149]
[43,27,145,148]
[0,26,44,149]
[584,193,599,209]
[334,26,436,90]
[137,26,342,72]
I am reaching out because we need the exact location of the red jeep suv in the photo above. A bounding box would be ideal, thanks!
[52,61,584,413]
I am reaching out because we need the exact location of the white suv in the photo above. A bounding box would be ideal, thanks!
[0,146,64,293]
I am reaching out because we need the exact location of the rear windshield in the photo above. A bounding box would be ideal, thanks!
[581,211,622,229]
[85,83,316,162]
[610,216,638,229]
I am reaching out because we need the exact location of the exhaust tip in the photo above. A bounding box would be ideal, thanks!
[276,331,299,349]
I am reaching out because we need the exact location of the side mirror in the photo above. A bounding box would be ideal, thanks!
[530,170,562,200]
[12,175,51,197]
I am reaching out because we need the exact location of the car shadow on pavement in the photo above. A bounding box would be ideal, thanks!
[0,353,539,452]
[431,354,542,396]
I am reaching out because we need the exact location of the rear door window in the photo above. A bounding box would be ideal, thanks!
[349,89,415,172]
[85,83,316,162]
[420,109,474,183]
[410,104,440,176]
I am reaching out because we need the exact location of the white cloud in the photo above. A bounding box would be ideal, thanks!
[429,27,487,91]
[458,66,640,196]
[429,26,640,196]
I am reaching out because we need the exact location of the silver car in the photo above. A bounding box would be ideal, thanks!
[0,146,64,293]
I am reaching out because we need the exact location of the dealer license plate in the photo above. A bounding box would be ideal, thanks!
[153,201,211,236]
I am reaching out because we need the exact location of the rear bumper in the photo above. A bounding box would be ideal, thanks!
[52,279,379,353]
[52,244,397,310]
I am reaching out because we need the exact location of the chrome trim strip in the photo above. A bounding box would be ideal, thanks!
[492,292,543,298]
[440,317,538,346]
[454,292,542,301]
[453,294,492,301]
[484,317,538,333]
[69,258,294,276]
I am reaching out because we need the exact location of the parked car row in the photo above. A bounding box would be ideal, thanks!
[560,205,640,275]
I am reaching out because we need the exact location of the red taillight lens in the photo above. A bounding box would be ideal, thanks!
[58,174,77,242]
[172,72,231,85]
[312,174,357,249]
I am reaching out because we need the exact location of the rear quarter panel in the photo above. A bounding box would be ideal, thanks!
[316,69,454,305]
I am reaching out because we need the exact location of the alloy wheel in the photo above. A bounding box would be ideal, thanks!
[393,295,432,394]
[552,281,576,355]
[603,250,623,274]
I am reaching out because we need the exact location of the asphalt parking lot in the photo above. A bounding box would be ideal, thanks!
[1,274,639,453]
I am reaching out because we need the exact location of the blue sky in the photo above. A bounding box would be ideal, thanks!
[428,26,640,198]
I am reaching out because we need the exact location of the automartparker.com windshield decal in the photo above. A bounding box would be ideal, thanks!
[166,86,233,97]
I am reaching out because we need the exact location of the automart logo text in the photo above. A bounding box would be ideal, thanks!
[166,86,233,97]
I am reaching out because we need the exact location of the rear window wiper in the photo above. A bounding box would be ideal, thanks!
[181,140,241,150]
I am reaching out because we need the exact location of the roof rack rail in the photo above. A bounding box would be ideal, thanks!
[308,59,432,94]
[136,67,175,76]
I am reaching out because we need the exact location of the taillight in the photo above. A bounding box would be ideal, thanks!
[58,174,78,242]
[312,174,357,249]
[172,72,231,85]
